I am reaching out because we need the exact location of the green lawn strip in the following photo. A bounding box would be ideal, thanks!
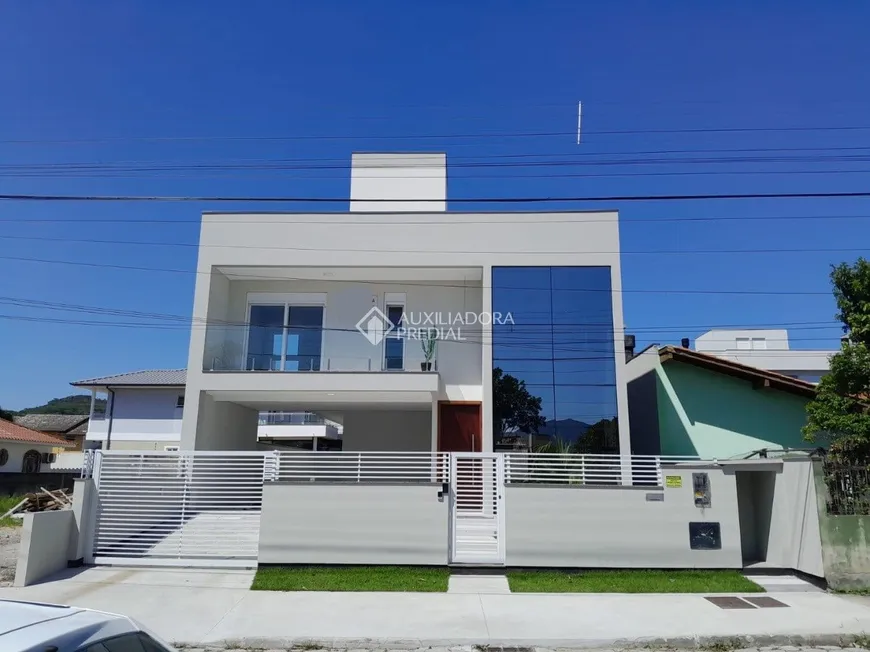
[0,495,25,528]
[252,566,450,592]
[507,569,765,593]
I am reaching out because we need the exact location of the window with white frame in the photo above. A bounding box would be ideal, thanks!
[91,391,108,420]
[245,294,325,372]
[175,395,185,409]
[384,294,405,370]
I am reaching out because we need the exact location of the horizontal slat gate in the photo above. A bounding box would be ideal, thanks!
[450,453,505,564]
[93,451,269,568]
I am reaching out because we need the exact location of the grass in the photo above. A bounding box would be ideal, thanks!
[0,495,25,528]
[251,566,450,592]
[506,569,765,593]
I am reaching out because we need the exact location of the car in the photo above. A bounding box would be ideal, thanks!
[0,599,176,652]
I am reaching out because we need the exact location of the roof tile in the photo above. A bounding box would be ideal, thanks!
[70,369,186,387]
[13,414,88,434]
[0,420,75,447]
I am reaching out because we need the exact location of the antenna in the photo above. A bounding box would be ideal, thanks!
[576,101,583,144]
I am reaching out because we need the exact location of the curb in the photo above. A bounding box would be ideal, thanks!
[178,632,870,650]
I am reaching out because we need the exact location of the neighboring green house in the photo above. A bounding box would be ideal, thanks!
[627,345,817,459]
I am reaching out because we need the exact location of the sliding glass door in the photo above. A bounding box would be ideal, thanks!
[246,303,324,371]
[247,305,285,371]
[285,306,324,371]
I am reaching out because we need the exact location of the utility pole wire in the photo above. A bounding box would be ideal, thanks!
[2,190,870,203]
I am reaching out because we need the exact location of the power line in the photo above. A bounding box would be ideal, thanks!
[0,253,849,297]
[7,168,870,182]
[2,212,869,225]
[5,124,870,145]
[0,242,867,264]
[5,143,870,167]
[0,295,844,339]
[6,150,870,175]
[2,190,870,203]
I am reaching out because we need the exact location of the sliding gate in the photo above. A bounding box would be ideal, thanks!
[449,453,505,564]
[91,451,270,568]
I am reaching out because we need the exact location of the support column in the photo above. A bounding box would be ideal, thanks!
[481,264,494,452]
[68,477,98,565]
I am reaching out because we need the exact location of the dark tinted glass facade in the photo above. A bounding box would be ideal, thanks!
[492,266,619,452]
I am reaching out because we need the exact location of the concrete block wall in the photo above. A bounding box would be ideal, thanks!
[259,483,448,565]
[15,511,74,587]
[814,460,870,589]
[506,465,743,568]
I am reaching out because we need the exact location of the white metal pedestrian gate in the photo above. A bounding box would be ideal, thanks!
[91,451,270,568]
[449,453,505,564]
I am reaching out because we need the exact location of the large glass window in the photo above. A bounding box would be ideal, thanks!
[247,305,285,370]
[285,306,324,371]
[246,303,323,371]
[384,304,405,370]
[492,266,619,453]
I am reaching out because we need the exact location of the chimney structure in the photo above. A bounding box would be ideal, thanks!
[350,153,447,213]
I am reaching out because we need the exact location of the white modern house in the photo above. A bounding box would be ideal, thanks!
[59,154,832,578]
[179,152,632,456]
[71,370,342,450]
[693,329,837,384]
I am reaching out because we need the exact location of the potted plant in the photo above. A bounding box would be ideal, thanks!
[420,329,437,371]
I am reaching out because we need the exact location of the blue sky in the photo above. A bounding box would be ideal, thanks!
[1,1,869,409]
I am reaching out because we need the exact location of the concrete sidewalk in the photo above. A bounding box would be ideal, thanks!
[2,567,870,649]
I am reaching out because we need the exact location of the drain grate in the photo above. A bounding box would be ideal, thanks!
[704,596,757,609]
[744,596,789,608]
[705,596,790,609]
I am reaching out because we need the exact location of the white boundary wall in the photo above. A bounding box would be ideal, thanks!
[80,451,824,573]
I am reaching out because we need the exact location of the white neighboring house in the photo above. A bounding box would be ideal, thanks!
[0,419,74,473]
[693,329,837,384]
[71,369,344,450]
[71,370,187,451]
[179,152,631,457]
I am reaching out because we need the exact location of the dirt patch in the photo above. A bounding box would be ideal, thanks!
[0,525,21,586]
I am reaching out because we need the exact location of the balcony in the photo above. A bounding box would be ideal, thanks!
[203,324,439,374]
[259,412,329,426]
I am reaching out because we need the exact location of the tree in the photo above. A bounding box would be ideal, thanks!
[804,258,870,462]
[0,406,14,421]
[577,417,619,454]
[492,367,546,440]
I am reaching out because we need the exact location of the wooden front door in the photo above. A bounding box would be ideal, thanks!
[438,402,482,452]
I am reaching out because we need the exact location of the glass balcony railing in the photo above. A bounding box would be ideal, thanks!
[202,324,438,373]
[258,412,328,426]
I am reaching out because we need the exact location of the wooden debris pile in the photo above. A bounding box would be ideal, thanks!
[2,488,72,519]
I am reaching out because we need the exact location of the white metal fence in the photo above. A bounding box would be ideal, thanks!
[275,451,449,483]
[504,453,698,485]
[83,450,701,568]
[90,451,271,568]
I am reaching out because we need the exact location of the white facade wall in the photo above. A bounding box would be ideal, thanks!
[86,388,184,448]
[0,442,58,474]
[183,211,628,453]
[350,153,447,213]
[695,329,834,381]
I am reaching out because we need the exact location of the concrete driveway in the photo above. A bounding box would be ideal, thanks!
[3,567,870,648]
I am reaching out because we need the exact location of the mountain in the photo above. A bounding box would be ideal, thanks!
[537,418,591,442]
[14,394,104,416]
